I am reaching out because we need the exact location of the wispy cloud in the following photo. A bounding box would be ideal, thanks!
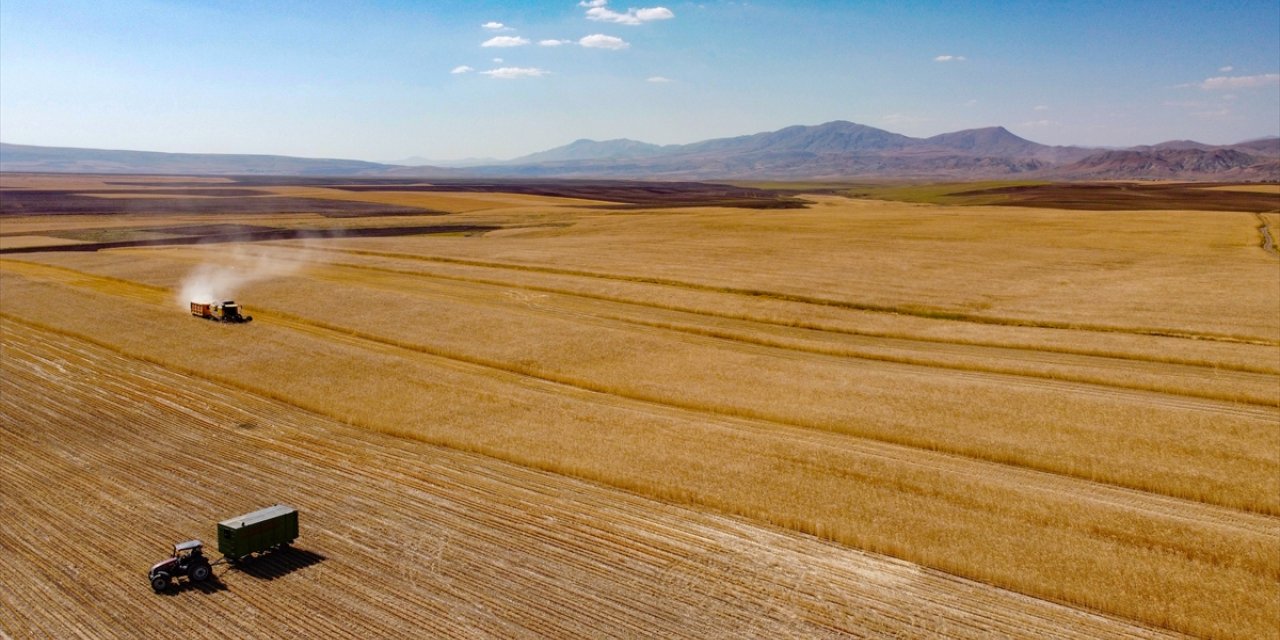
[1033,105,1049,111]
[583,0,674,25]
[647,76,672,83]
[539,39,571,46]
[482,21,511,31]
[481,36,530,48]
[481,67,549,79]
[1020,119,1059,128]
[450,65,474,75]
[934,54,966,62]
[580,34,629,49]
[1219,65,1233,73]
[1198,73,1279,90]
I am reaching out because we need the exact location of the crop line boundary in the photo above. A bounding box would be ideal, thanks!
[241,243,1280,376]
[282,244,1280,347]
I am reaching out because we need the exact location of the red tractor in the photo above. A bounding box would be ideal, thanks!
[148,540,213,592]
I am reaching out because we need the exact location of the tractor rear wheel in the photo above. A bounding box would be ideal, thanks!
[151,574,170,592]
[189,563,211,582]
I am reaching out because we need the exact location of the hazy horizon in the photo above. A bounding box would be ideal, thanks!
[2,0,1277,163]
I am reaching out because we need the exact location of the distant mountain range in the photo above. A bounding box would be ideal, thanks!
[4,121,1278,181]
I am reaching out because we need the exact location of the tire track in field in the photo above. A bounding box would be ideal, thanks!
[253,308,1280,536]
[226,253,1277,421]
[1,323,1189,640]
[1257,213,1279,257]
[91,244,1280,377]
[267,243,1279,346]
[4,283,1276,637]
[1,259,1275,512]
[284,254,1276,407]
[237,242,1279,376]
[88,244,1280,405]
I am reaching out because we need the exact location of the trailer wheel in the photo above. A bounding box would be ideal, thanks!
[151,573,170,592]
[189,563,211,582]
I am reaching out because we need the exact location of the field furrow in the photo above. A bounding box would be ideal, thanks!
[0,322,1187,639]
[3,257,1275,515]
[3,185,1276,640]
[1,269,1276,639]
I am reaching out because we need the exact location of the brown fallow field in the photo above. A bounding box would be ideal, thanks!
[1,173,1277,639]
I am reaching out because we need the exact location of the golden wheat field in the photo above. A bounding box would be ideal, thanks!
[1,174,1277,639]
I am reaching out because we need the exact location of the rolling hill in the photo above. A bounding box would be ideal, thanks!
[4,124,1277,181]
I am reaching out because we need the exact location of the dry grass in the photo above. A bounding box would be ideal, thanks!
[11,321,1166,639]
[0,235,92,250]
[1202,184,1280,194]
[1,180,1277,639]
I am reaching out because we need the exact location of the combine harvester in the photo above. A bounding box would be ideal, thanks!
[190,300,253,323]
[149,504,298,592]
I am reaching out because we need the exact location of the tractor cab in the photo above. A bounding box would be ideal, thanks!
[173,539,205,561]
[149,539,212,591]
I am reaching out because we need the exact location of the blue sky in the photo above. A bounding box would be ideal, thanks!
[1,0,1277,162]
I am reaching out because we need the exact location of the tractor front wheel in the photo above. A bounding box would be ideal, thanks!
[151,573,170,592]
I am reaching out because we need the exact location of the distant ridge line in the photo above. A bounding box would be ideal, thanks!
[4,123,1278,180]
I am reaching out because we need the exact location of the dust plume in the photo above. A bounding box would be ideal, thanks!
[176,245,308,308]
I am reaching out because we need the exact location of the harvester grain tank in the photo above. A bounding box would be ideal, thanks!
[190,300,253,323]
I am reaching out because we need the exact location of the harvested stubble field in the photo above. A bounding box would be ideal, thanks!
[1,173,1277,639]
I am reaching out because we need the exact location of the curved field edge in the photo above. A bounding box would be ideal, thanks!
[0,279,1276,639]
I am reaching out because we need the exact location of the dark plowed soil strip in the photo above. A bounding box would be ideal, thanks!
[100,176,808,209]
[954,182,1280,212]
[70,188,274,197]
[0,225,497,254]
[331,180,807,208]
[0,191,441,217]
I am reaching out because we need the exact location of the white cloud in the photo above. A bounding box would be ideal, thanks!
[492,57,504,63]
[1020,120,1059,128]
[580,34,629,49]
[1199,73,1279,90]
[481,36,530,47]
[634,7,674,21]
[963,99,978,107]
[481,67,549,79]
[450,65,474,74]
[1033,105,1049,111]
[934,55,967,62]
[584,1,674,25]
[1219,65,1233,72]
[482,21,511,31]
[647,76,672,83]
[539,39,571,46]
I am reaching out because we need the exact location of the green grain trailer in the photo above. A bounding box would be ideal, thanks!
[218,504,298,562]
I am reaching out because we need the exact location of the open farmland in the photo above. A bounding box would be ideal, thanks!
[1,174,1277,639]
